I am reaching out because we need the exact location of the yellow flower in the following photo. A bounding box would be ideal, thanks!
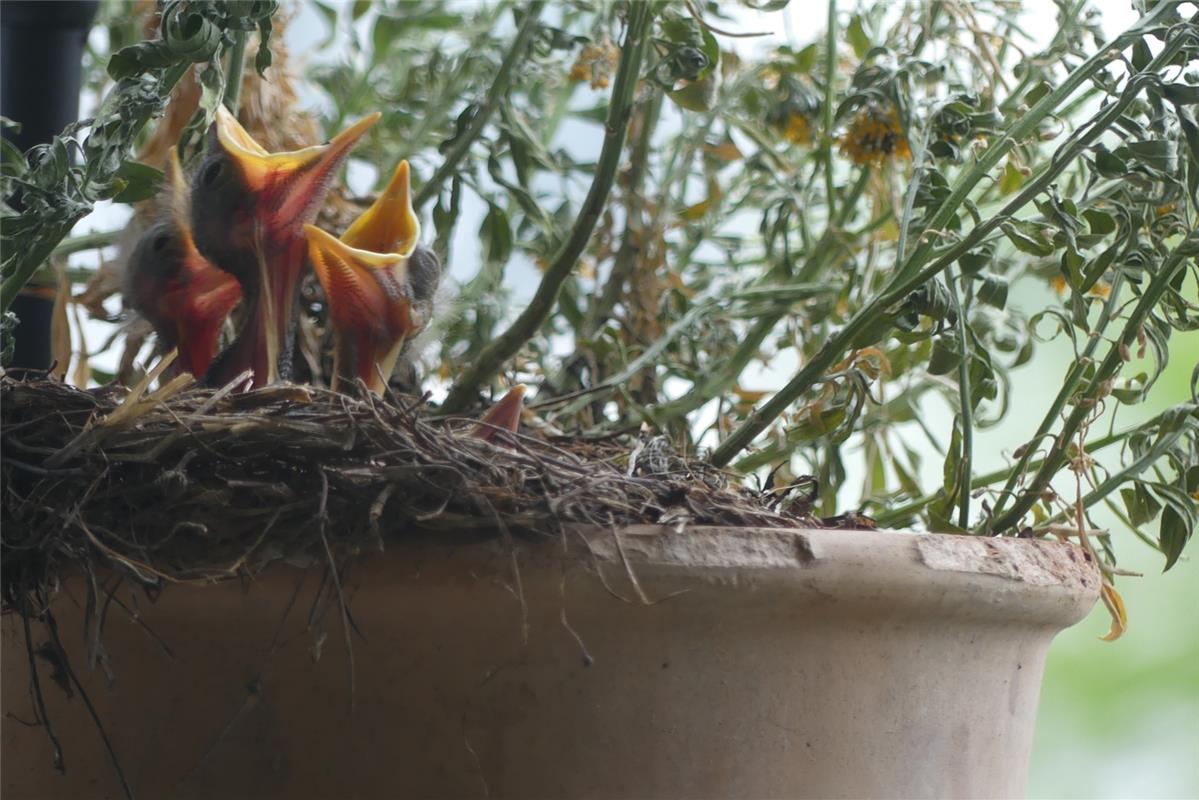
[568,63,590,83]
[568,40,619,90]
[780,113,811,145]
[839,105,911,165]
[1051,275,1112,297]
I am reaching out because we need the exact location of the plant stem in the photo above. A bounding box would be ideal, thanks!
[644,170,870,427]
[440,1,654,414]
[583,89,664,338]
[1,220,75,313]
[223,30,248,113]
[821,0,838,223]
[893,2,1177,286]
[413,1,546,212]
[871,405,1184,528]
[1035,405,1198,531]
[986,233,1196,533]
[948,267,973,529]
[51,230,121,258]
[707,9,1190,468]
[982,269,1127,529]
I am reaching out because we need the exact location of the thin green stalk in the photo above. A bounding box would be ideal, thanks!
[983,269,1127,529]
[872,405,1182,528]
[551,284,831,422]
[1,220,75,313]
[583,90,664,338]
[441,1,654,414]
[948,266,973,529]
[413,1,546,211]
[51,230,120,258]
[1035,404,1198,531]
[222,30,248,113]
[646,169,871,426]
[708,15,1192,468]
[988,234,1197,533]
[895,2,1177,285]
[822,0,838,223]
[996,0,1086,114]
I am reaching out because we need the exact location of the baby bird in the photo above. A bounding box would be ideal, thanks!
[123,150,241,379]
[304,160,441,396]
[191,106,380,388]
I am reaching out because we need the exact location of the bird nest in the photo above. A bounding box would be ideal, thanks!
[1,374,856,614]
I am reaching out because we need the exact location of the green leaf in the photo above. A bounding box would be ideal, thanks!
[792,43,819,74]
[1126,139,1177,174]
[1001,219,1055,256]
[998,161,1025,194]
[976,274,1008,310]
[1023,80,1052,107]
[481,203,512,264]
[310,1,339,47]
[669,72,719,112]
[1160,506,1190,571]
[957,244,994,276]
[1082,208,1116,235]
[111,161,164,203]
[1091,145,1128,177]
[927,337,960,375]
[372,15,403,63]
[1121,483,1161,526]
[846,15,870,58]
[255,15,274,75]
[1150,482,1198,571]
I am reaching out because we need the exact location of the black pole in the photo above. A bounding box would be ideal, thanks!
[1,0,99,373]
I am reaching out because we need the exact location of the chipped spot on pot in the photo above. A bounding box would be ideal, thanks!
[578,526,817,569]
[916,534,1098,589]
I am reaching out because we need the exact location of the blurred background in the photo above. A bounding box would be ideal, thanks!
[15,1,1197,795]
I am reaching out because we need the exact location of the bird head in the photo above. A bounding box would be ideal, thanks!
[125,222,243,379]
[190,106,380,386]
[124,152,241,379]
[304,159,441,395]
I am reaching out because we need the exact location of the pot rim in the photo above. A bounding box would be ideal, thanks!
[488,525,1104,628]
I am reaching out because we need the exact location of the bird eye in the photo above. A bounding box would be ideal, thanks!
[199,158,226,188]
[152,232,171,253]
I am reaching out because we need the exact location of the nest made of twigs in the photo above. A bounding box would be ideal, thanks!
[0,373,856,613]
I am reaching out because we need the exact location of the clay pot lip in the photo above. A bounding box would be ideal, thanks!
[495,524,1103,627]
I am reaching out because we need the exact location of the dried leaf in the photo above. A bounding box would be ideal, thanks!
[1098,580,1127,642]
[50,267,71,380]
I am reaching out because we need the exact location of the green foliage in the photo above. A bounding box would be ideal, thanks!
[9,0,1199,576]
[0,0,276,317]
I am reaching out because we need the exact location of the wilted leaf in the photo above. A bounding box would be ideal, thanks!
[1098,581,1127,642]
[1001,219,1055,256]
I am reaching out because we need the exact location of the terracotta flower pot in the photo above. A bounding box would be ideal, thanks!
[2,526,1098,798]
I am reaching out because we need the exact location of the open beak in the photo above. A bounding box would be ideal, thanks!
[213,106,381,240]
[304,223,416,396]
[340,160,420,256]
[472,384,527,441]
[212,106,380,385]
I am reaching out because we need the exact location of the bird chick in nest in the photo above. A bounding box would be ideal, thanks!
[305,160,443,397]
[122,150,241,380]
